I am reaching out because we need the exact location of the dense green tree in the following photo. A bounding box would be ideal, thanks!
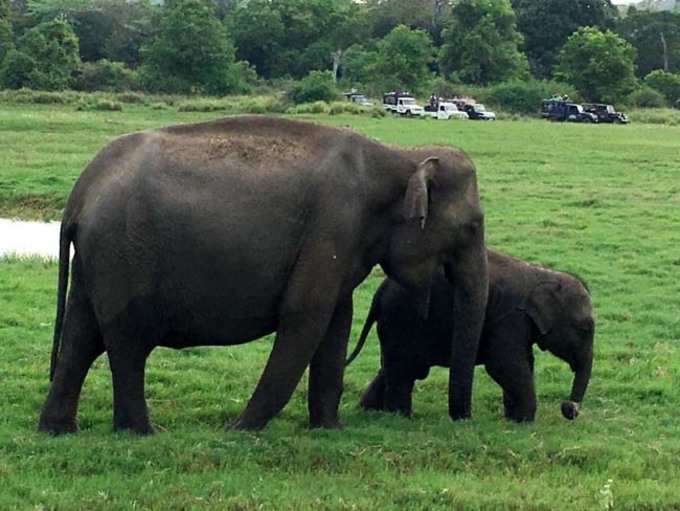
[365,0,452,43]
[554,26,636,102]
[24,0,155,67]
[229,0,366,79]
[26,0,92,22]
[341,43,379,86]
[101,0,155,68]
[140,0,241,94]
[373,24,434,92]
[644,69,680,102]
[439,0,528,84]
[1,0,10,19]
[2,17,80,89]
[341,25,434,93]
[228,0,285,78]
[0,49,35,88]
[511,0,617,78]
[616,9,680,76]
[0,18,13,62]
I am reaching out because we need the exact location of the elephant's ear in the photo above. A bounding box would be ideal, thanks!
[525,281,562,336]
[404,157,439,229]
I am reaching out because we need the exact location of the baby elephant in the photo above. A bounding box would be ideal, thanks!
[347,250,594,422]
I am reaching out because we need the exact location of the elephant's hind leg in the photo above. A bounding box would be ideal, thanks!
[38,287,104,434]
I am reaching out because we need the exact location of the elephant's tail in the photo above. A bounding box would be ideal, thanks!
[49,222,74,381]
[345,282,385,366]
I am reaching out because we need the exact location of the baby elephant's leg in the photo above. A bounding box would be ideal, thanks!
[384,365,415,416]
[359,368,387,410]
[486,359,536,422]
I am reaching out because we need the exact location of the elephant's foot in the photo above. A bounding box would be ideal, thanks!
[449,409,471,421]
[113,416,154,435]
[229,413,268,431]
[37,414,78,435]
[359,393,383,411]
[309,417,342,430]
[505,413,535,423]
[504,405,536,423]
[385,401,412,417]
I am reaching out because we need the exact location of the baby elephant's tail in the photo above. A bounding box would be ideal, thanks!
[345,282,386,366]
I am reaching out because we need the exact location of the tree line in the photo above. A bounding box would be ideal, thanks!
[0,0,679,106]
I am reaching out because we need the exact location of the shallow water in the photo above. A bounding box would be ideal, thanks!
[0,218,60,258]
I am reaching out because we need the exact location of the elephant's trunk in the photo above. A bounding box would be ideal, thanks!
[561,349,593,420]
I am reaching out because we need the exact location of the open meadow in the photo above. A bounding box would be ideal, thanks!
[1,103,679,510]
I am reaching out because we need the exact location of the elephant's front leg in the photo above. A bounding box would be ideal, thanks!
[487,359,536,423]
[231,242,346,431]
[308,296,353,428]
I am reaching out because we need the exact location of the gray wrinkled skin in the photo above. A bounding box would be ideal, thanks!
[38,116,488,434]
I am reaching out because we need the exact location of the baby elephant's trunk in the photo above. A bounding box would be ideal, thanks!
[561,349,593,420]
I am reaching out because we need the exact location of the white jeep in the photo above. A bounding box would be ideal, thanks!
[425,102,469,120]
[383,92,425,117]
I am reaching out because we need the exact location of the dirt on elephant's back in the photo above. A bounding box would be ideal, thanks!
[206,134,309,164]
[158,131,319,172]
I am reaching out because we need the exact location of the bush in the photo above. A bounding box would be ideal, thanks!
[76,98,123,111]
[328,101,366,115]
[177,98,229,112]
[74,60,138,92]
[370,106,387,118]
[627,108,680,126]
[644,70,680,104]
[115,92,147,104]
[626,86,667,108]
[483,80,579,115]
[286,101,331,114]
[0,88,81,104]
[177,95,282,114]
[288,71,338,104]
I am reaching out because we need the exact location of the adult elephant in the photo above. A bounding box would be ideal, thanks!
[38,116,488,434]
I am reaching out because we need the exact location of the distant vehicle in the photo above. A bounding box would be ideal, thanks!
[542,99,598,123]
[583,103,628,124]
[463,103,496,120]
[383,91,425,117]
[343,91,374,107]
[424,101,469,120]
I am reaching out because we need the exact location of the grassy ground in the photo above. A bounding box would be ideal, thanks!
[1,104,680,510]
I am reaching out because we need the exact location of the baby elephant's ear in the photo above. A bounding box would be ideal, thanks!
[526,281,562,336]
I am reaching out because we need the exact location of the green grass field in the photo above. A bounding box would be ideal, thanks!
[1,103,679,510]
